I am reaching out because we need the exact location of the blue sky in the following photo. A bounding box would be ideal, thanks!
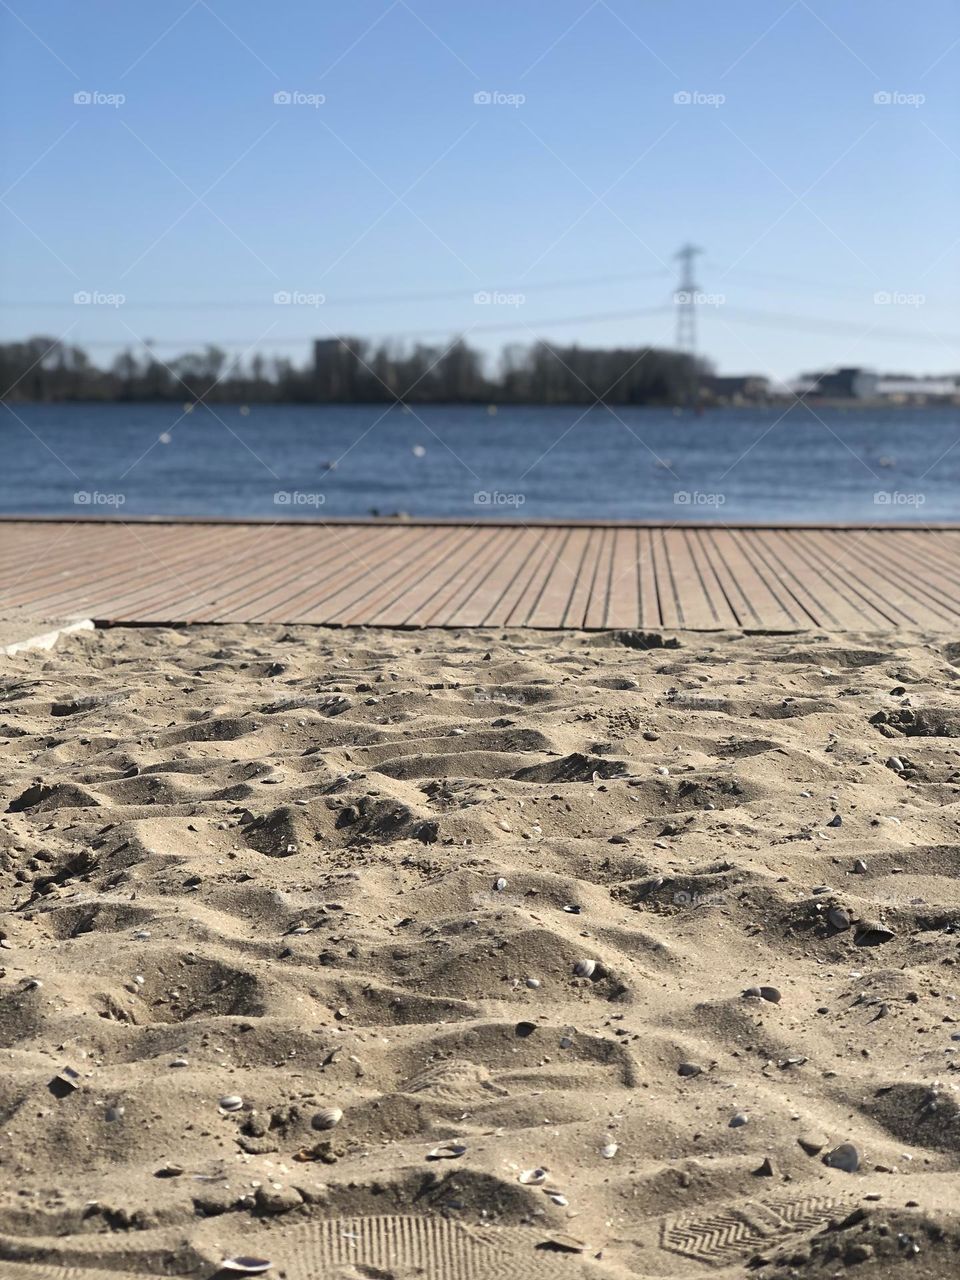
[1,0,958,382]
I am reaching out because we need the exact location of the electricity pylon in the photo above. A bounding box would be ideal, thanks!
[674,243,704,354]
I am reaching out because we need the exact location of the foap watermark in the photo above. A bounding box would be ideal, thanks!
[69,691,128,712]
[474,490,525,507]
[674,490,726,507]
[274,290,325,307]
[874,491,925,507]
[74,90,125,108]
[275,491,326,508]
[473,688,526,707]
[473,90,526,107]
[873,90,925,107]
[673,889,726,908]
[274,90,325,107]
[74,490,125,507]
[874,290,925,308]
[474,290,525,308]
[74,290,125,308]
[674,290,725,307]
[674,90,725,108]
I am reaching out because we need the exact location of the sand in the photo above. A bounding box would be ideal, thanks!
[1,623,959,1280]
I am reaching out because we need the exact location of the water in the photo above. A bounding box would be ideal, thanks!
[3,402,958,521]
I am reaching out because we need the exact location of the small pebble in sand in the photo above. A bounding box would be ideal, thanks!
[886,756,905,772]
[600,1140,619,1159]
[525,977,541,989]
[852,858,868,874]
[255,1184,302,1214]
[563,904,582,914]
[827,906,851,931]
[826,814,842,828]
[427,1142,467,1160]
[494,876,507,891]
[729,1112,749,1128]
[311,1107,343,1130]
[743,986,780,1004]
[797,1132,828,1155]
[518,1167,548,1184]
[823,1142,860,1172]
[219,1095,244,1112]
[656,766,670,777]
[550,1232,590,1256]
[573,959,597,979]
[220,1259,273,1275]
[678,1061,703,1077]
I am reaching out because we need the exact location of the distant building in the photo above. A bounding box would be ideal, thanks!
[312,337,362,400]
[876,375,959,403]
[701,374,770,403]
[797,366,878,399]
[796,367,958,403]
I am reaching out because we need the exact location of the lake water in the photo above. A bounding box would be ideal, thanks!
[2,402,958,522]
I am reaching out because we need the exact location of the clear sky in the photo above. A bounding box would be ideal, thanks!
[1,0,957,383]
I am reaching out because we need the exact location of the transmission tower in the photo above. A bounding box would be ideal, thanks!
[674,243,704,354]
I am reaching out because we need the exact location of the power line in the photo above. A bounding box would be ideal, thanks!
[707,266,956,311]
[703,263,877,296]
[0,267,673,312]
[30,306,675,349]
[717,305,960,347]
[13,300,957,352]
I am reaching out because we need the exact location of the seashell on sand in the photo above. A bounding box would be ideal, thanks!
[311,1107,343,1131]
[855,919,895,944]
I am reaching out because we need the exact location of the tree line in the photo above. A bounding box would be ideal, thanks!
[1,335,709,405]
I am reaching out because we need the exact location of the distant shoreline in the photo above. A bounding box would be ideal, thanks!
[2,396,958,410]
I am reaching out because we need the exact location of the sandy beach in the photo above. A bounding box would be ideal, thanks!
[1,623,959,1280]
